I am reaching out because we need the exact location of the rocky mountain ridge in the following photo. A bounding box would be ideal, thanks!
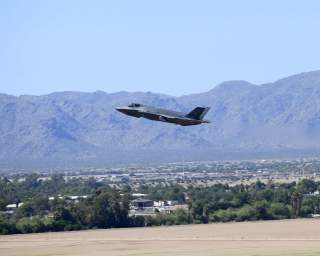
[1,71,320,168]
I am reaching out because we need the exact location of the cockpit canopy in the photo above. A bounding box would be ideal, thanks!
[128,103,142,108]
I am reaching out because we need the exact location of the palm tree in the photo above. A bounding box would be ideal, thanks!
[291,191,303,217]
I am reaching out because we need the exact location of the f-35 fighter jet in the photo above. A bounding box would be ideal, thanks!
[116,103,210,126]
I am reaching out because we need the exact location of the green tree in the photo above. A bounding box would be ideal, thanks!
[234,205,256,221]
[16,217,46,234]
[253,201,271,220]
[175,208,191,224]
[297,179,317,194]
[0,215,16,234]
[268,202,290,219]
[291,191,303,217]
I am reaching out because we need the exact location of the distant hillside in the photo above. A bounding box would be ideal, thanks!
[1,71,320,168]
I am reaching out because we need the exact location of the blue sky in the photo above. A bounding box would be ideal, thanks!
[1,0,320,96]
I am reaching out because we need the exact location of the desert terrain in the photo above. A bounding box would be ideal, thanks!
[1,219,320,256]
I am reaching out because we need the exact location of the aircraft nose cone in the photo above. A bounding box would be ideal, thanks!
[115,107,125,113]
[115,107,130,114]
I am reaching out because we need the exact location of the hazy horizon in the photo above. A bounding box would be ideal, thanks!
[2,69,320,98]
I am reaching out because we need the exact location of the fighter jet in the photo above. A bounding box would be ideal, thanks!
[116,103,210,126]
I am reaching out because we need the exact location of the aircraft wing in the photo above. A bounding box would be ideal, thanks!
[158,114,180,122]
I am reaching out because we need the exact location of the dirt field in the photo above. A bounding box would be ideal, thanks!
[1,219,320,256]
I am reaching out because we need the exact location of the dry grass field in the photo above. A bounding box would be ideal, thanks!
[1,219,320,256]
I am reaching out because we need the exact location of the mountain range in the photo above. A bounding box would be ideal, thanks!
[1,70,320,169]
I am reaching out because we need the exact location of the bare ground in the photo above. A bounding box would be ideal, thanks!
[1,219,320,256]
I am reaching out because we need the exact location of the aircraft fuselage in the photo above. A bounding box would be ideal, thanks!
[116,103,210,126]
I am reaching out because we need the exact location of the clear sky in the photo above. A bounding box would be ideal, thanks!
[1,0,320,96]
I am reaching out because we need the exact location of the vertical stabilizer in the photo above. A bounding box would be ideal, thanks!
[185,107,210,120]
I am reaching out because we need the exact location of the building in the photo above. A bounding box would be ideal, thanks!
[131,198,154,210]
[5,203,24,214]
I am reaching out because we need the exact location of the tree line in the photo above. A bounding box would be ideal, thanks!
[1,174,320,234]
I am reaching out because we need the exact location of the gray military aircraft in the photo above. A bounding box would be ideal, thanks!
[116,103,210,126]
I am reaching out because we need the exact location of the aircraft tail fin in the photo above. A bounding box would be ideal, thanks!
[185,107,210,120]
